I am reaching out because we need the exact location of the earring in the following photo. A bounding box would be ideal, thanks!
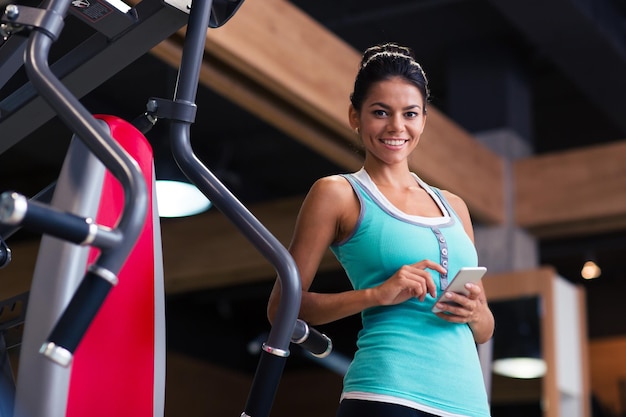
[355,127,360,135]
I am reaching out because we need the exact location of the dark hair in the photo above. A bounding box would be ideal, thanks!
[350,42,430,113]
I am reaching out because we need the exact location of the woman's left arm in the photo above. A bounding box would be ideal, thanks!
[438,191,495,344]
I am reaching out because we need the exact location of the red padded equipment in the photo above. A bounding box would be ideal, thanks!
[66,115,161,417]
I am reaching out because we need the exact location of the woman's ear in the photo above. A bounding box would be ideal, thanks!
[348,104,359,130]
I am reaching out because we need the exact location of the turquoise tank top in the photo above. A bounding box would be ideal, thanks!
[330,169,491,417]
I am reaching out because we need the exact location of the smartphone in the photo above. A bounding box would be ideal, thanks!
[431,266,487,313]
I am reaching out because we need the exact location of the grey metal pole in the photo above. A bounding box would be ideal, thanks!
[168,1,302,415]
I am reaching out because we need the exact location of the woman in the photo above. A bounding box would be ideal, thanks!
[268,42,494,417]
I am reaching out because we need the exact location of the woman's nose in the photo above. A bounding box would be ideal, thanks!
[387,114,404,132]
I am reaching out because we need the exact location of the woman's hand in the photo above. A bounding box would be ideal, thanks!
[434,282,485,324]
[373,260,445,305]
[434,282,494,343]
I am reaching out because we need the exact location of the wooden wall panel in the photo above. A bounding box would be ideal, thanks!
[515,141,626,237]
[588,337,626,415]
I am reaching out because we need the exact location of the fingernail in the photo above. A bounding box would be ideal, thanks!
[445,292,453,298]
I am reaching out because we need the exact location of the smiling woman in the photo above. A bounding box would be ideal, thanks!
[267,42,494,417]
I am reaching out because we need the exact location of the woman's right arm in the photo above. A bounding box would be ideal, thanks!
[267,176,379,325]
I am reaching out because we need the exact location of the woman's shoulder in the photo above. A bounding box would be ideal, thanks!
[309,174,354,198]
[303,174,359,220]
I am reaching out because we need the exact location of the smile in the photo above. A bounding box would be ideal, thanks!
[381,139,408,146]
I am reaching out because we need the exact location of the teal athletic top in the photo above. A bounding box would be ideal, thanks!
[329,168,491,417]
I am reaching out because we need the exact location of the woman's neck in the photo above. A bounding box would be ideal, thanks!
[362,163,414,190]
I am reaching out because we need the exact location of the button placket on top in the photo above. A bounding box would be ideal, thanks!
[431,227,449,290]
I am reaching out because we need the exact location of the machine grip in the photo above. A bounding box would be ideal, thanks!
[40,266,117,367]
[0,191,121,247]
[291,319,332,358]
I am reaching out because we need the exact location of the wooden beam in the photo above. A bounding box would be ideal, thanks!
[150,38,364,172]
[515,141,626,238]
[202,0,361,137]
[482,266,557,300]
[148,0,505,224]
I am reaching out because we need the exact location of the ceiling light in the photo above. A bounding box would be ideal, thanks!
[155,180,211,218]
[581,260,601,279]
[149,132,212,218]
[493,357,547,379]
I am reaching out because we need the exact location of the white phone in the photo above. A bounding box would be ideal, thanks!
[431,266,487,313]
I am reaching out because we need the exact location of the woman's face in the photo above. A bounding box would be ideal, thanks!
[349,76,427,166]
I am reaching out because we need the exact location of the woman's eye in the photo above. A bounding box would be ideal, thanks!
[373,109,387,117]
[405,111,418,118]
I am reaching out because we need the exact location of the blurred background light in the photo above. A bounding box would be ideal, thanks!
[155,180,211,218]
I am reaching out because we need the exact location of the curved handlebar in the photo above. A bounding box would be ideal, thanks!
[14,0,147,366]
[165,1,304,416]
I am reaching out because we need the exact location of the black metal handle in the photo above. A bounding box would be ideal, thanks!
[291,319,332,358]
[40,266,117,367]
[0,191,122,248]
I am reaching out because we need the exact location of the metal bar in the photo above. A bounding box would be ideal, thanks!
[24,3,148,343]
[167,1,302,416]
